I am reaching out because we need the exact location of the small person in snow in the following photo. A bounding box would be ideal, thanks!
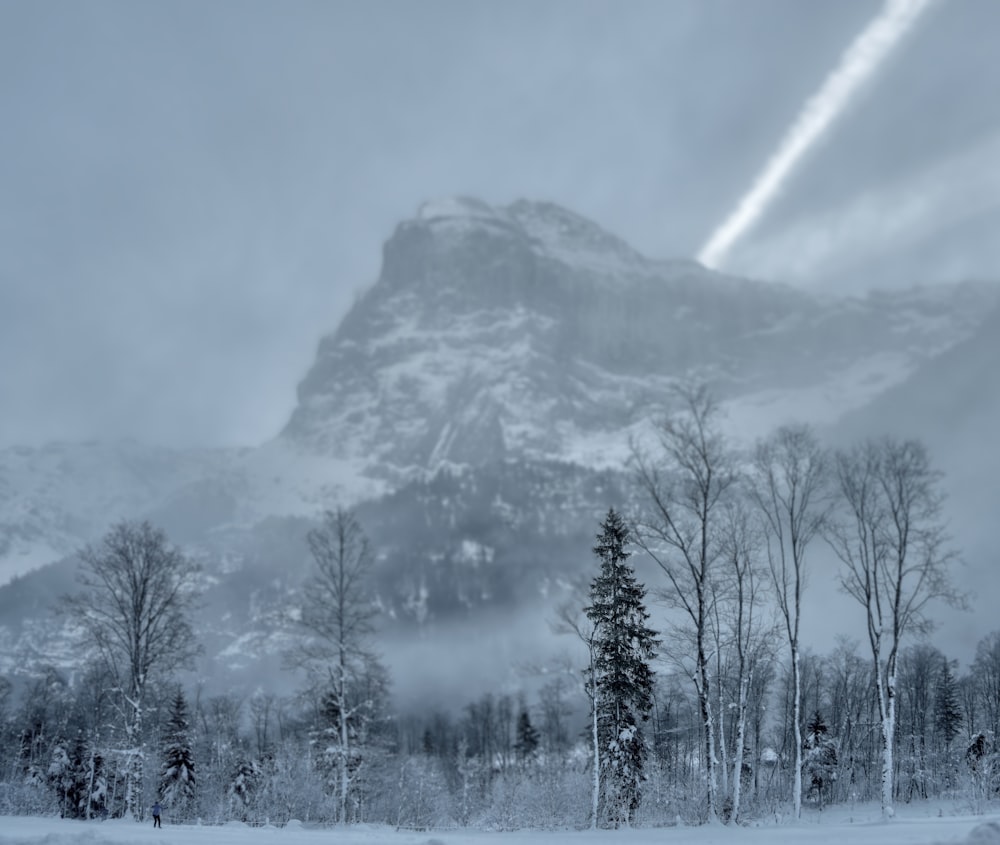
[152,802,162,828]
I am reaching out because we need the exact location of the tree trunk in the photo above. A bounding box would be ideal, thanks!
[86,743,96,821]
[698,634,718,822]
[592,696,600,829]
[125,692,144,821]
[792,645,802,820]
[731,672,750,823]
[718,669,729,803]
[339,661,350,824]
[880,666,896,819]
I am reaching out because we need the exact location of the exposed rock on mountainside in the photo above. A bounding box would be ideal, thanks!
[283,197,996,475]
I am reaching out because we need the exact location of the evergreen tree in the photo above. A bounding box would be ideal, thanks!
[585,508,658,827]
[80,738,108,820]
[514,709,540,761]
[47,737,87,818]
[228,758,262,822]
[934,659,963,751]
[159,688,196,819]
[802,710,838,809]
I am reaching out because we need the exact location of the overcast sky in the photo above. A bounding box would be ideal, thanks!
[2,0,999,450]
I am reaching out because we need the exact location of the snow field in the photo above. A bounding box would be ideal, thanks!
[2,804,1000,845]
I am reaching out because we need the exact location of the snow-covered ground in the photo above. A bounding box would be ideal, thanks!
[3,804,1000,845]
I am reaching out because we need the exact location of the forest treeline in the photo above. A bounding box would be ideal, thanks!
[0,385,997,829]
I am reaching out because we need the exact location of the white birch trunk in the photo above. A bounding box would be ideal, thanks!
[339,661,350,824]
[592,689,600,829]
[881,666,896,819]
[731,672,750,823]
[124,692,144,821]
[792,645,802,820]
[706,698,718,822]
[86,744,97,821]
[699,652,718,822]
[717,677,729,801]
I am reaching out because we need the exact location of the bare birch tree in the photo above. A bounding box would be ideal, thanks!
[290,507,383,824]
[63,520,201,820]
[748,424,829,819]
[826,437,963,820]
[632,383,737,822]
[718,501,776,822]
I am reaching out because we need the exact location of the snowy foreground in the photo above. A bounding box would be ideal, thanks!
[3,805,1000,845]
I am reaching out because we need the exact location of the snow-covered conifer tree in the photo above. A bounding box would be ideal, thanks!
[47,740,82,818]
[228,757,262,822]
[935,663,963,746]
[159,687,196,819]
[802,710,837,809]
[585,508,658,827]
[80,739,108,820]
[933,658,963,792]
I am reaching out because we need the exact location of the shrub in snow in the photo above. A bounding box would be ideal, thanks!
[393,755,453,830]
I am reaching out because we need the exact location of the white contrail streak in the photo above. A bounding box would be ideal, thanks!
[724,133,1000,283]
[697,0,935,270]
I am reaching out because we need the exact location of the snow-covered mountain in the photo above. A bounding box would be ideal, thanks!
[283,197,995,473]
[2,197,998,686]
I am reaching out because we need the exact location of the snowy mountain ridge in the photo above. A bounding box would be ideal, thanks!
[2,197,999,686]
[2,198,999,587]
[282,197,997,474]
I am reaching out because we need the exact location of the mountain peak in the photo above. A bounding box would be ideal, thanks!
[416,196,507,225]
[400,196,646,281]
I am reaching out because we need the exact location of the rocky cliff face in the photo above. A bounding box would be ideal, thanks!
[281,197,996,475]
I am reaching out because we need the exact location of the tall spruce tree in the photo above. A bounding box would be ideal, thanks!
[934,659,963,751]
[47,736,87,818]
[934,656,964,795]
[585,509,658,827]
[159,688,196,819]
